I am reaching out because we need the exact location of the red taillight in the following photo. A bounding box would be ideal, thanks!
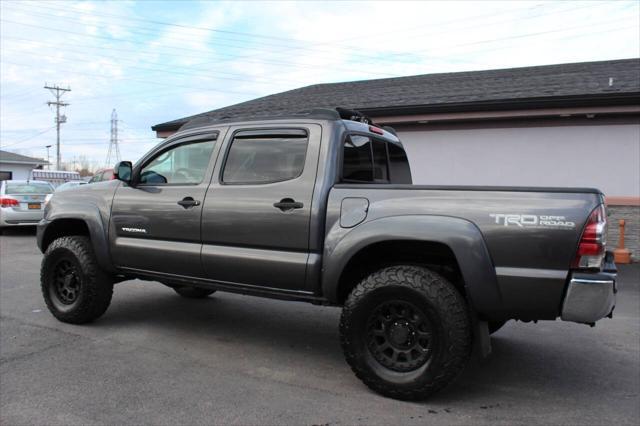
[369,125,384,135]
[573,205,607,269]
[0,197,19,207]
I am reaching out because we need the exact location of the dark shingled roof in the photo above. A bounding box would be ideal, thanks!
[152,58,640,131]
[0,150,47,165]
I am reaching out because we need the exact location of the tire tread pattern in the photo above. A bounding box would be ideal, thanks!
[41,236,113,324]
[340,265,471,400]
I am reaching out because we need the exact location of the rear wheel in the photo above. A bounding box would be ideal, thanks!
[41,236,113,324]
[173,286,216,299]
[340,265,472,401]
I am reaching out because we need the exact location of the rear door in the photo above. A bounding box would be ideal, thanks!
[110,132,221,278]
[201,125,321,290]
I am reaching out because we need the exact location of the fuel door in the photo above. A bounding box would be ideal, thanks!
[340,197,369,228]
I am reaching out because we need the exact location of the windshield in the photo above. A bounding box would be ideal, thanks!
[5,182,54,194]
[56,182,86,192]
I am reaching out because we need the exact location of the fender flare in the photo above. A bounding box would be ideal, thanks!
[38,203,114,273]
[322,215,502,316]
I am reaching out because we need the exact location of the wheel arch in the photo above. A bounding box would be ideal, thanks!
[38,207,114,273]
[322,215,502,316]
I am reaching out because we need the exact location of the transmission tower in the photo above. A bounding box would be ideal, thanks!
[106,109,121,167]
[44,83,71,170]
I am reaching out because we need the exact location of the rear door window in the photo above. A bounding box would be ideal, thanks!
[222,130,308,184]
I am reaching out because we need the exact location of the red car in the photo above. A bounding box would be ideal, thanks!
[88,168,115,183]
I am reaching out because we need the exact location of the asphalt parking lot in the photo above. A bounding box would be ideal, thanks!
[1,228,638,425]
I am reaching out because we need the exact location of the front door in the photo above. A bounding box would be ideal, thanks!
[201,125,321,291]
[110,134,219,278]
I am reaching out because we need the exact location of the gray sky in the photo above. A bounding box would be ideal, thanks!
[1,0,638,169]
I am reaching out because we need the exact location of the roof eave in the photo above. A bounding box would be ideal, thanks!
[0,160,48,165]
[151,91,640,133]
[359,92,640,117]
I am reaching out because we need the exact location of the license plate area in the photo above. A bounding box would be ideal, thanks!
[28,203,41,210]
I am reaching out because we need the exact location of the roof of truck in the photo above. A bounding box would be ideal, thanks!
[174,108,400,143]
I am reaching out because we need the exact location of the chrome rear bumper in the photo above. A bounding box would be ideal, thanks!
[561,256,617,324]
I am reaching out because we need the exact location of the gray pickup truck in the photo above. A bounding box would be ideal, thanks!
[37,108,617,400]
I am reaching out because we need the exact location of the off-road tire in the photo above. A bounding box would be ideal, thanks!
[340,265,472,401]
[41,236,113,324]
[488,320,507,334]
[173,286,216,299]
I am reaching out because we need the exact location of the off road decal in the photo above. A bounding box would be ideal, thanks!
[490,214,575,229]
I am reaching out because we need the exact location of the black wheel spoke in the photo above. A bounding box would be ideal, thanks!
[366,299,435,372]
[51,259,81,305]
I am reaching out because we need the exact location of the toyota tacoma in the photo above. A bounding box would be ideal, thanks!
[37,108,617,400]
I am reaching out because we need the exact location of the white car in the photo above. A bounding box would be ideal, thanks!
[0,180,54,230]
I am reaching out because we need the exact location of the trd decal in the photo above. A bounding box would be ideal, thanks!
[490,214,575,229]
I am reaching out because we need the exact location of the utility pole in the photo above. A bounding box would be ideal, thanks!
[44,83,71,170]
[106,109,120,167]
[45,145,52,170]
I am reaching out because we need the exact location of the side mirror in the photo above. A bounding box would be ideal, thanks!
[114,161,133,184]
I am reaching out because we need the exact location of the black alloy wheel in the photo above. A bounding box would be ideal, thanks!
[366,300,435,372]
[340,265,472,400]
[41,236,113,324]
[51,259,82,305]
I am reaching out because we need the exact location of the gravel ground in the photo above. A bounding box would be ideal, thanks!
[1,227,639,425]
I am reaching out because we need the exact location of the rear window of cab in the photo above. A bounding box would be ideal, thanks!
[342,135,412,184]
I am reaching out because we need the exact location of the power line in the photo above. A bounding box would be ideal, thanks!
[3,0,617,66]
[8,0,597,64]
[0,43,327,87]
[2,59,261,96]
[0,16,400,78]
[0,126,57,149]
[44,83,71,170]
[2,15,634,97]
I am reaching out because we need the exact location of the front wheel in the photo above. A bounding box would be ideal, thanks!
[340,265,472,401]
[41,236,113,324]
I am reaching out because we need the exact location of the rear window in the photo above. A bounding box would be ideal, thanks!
[343,135,374,182]
[5,182,54,194]
[342,135,412,184]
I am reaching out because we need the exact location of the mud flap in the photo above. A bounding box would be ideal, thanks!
[472,318,492,358]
